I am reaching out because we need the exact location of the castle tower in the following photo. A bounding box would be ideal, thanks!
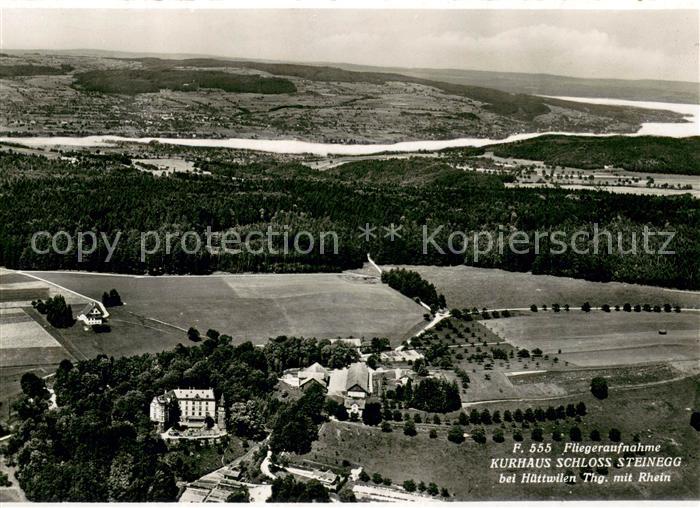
[217,394,226,431]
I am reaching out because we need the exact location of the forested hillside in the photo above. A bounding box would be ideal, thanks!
[489,135,700,175]
[0,151,697,288]
[4,335,359,501]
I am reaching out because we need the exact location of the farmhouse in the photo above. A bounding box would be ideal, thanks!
[380,348,424,363]
[327,362,375,416]
[298,362,330,391]
[372,367,415,393]
[279,362,330,390]
[76,301,109,326]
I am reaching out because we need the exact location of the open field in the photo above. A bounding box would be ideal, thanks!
[481,312,699,368]
[301,376,700,500]
[506,363,691,395]
[23,271,426,349]
[0,269,84,306]
[390,265,700,310]
[0,306,72,420]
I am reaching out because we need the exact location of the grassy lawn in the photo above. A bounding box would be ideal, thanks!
[302,376,700,500]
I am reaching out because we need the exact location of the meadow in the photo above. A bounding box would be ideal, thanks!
[392,265,700,310]
[24,271,426,351]
[301,376,700,500]
[481,312,699,367]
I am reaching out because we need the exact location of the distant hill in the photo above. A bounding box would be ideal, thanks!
[9,49,696,104]
[1,50,690,142]
[331,64,699,105]
[126,57,687,125]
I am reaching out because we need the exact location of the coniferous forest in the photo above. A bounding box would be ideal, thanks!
[0,150,698,288]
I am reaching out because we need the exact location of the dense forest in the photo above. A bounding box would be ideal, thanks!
[74,69,296,95]
[4,334,360,501]
[381,268,446,309]
[0,64,72,77]
[488,135,700,175]
[0,151,698,288]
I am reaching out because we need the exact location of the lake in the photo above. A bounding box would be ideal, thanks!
[1,96,697,156]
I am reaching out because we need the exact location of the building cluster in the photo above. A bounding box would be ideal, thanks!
[279,361,415,417]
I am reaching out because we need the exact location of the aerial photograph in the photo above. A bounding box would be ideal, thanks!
[0,1,698,504]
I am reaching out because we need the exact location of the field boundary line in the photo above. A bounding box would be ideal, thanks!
[141,316,188,333]
[16,270,98,305]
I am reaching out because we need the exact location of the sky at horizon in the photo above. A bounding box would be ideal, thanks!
[1,8,698,82]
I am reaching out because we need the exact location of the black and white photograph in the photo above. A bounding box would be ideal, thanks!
[0,0,698,504]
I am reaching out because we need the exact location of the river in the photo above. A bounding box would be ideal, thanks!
[0,96,697,156]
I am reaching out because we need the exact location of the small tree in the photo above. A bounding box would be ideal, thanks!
[403,480,416,492]
[187,327,201,342]
[471,427,486,444]
[690,411,700,431]
[109,288,123,306]
[448,425,465,444]
[492,429,505,443]
[591,377,609,399]
[403,419,417,437]
[20,372,49,400]
[608,428,622,442]
[569,426,582,442]
[339,488,356,502]
[362,402,382,426]
[458,412,468,425]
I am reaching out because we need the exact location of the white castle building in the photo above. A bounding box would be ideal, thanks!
[149,388,225,431]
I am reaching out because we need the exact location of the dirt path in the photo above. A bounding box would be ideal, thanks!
[366,254,382,275]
